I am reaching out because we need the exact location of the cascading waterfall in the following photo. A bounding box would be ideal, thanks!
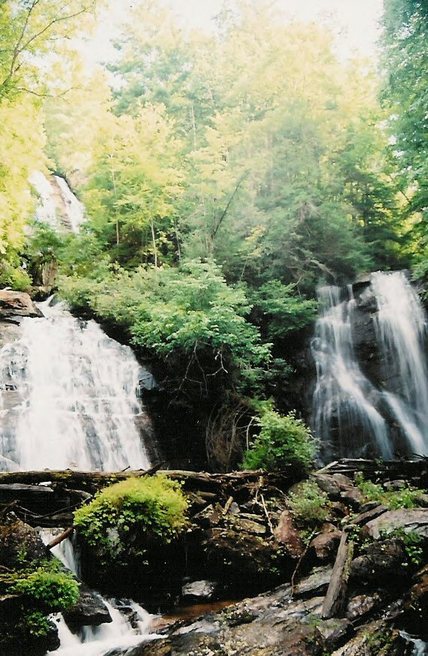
[40,531,157,656]
[312,271,428,458]
[0,299,151,471]
[29,171,85,233]
[372,271,428,453]
[312,285,391,459]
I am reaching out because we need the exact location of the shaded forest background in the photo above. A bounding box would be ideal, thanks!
[0,0,426,468]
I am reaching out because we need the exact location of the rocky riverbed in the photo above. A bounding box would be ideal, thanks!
[0,460,427,655]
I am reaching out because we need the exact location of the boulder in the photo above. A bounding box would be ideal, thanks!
[310,525,342,562]
[181,580,218,603]
[274,510,305,557]
[0,515,47,567]
[63,584,112,629]
[350,539,408,585]
[346,593,381,621]
[0,290,42,321]
[293,566,333,598]
[364,509,428,539]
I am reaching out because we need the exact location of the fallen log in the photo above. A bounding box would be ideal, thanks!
[46,527,74,549]
[321,532,354,619]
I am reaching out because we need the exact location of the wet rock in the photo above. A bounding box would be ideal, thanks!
[64,585,112,628]
[181,580,218,603]
[310,525,342,561]
[316,617,352,649]
[346,593,381,621]
[341,487,364,509]
[0,515,47,567]
[330,620,409,655]
[0,290,42,320]
[364,509,428,539]
[312,474,341,499]
[274,510,304,557]
[294,566,333,598]
[350,505,387,526]
[350,539,407,585]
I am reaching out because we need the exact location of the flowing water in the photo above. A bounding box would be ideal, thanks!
[40,531,158,656]
[0,299,151,471]
[312,271,428,458]
[30,171,85,233]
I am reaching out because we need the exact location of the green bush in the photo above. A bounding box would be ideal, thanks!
[0,262,32,292]
[241,409,316,472]
[74,475,188,560]
[355,474,423,509]
[288,480,331,526]
[59,259,271,388]
[12,568,79,611]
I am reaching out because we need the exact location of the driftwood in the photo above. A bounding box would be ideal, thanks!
[0,468,296,528]
[321,532,354,619]
[46,527,74,549]
[317,458,428,485]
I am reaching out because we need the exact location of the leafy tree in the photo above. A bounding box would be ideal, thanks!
[381,0,428,278]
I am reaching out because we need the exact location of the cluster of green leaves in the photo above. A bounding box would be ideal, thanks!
[242,408,316,472]
[0,557,79,650]
[382,0,428,279]
[354,474,424,510]
[60,258,271,392]
[287,480,331,527]
[378,527,424,567]
[74,475,188,562]
[12,567,79,611]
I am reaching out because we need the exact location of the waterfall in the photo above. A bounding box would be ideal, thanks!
[312,285,391,459]
[312,271,428,459]
[0,299,151,471]
[40,531,157,656]
[30,171,85,233]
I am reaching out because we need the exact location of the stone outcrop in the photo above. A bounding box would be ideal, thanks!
[0,290,42,322]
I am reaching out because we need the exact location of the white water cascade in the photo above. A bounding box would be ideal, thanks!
[312,271,428,459]
[30,171,86,233]
[0,299,151,471]
[40,531,158,656]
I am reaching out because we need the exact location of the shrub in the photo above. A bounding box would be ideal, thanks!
[241,409,316,472]
[74,475,188,561]
[288,480,331,526]
[12,568,79,611]
[0,262,32,292]
[355,474,423,509]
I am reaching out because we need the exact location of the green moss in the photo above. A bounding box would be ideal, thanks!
[74,474,188,561]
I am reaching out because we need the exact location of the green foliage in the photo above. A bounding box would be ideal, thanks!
[0,261,32,291]
[60,259,271,392]
[242,408,316,472]
[13,568,79,611]
[250,281,317,339]
[382,0,428,273]
[22,610,53,639]
[288,480,331,526]
[355,474,423,509]
[378,527,424,566]
[74,475,188,561]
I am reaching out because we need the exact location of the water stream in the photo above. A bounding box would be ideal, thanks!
[41,531,158,656]
[0,299,151,471]
[312,271,428,459]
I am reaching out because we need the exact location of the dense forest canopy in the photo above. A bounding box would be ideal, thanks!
[0,0,426,467]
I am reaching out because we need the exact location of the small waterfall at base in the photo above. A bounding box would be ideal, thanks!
[0,299,151,471]
[312,271,428,459]
[40,531,157,656]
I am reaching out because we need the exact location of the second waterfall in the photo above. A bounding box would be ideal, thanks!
[312,271,428,459]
